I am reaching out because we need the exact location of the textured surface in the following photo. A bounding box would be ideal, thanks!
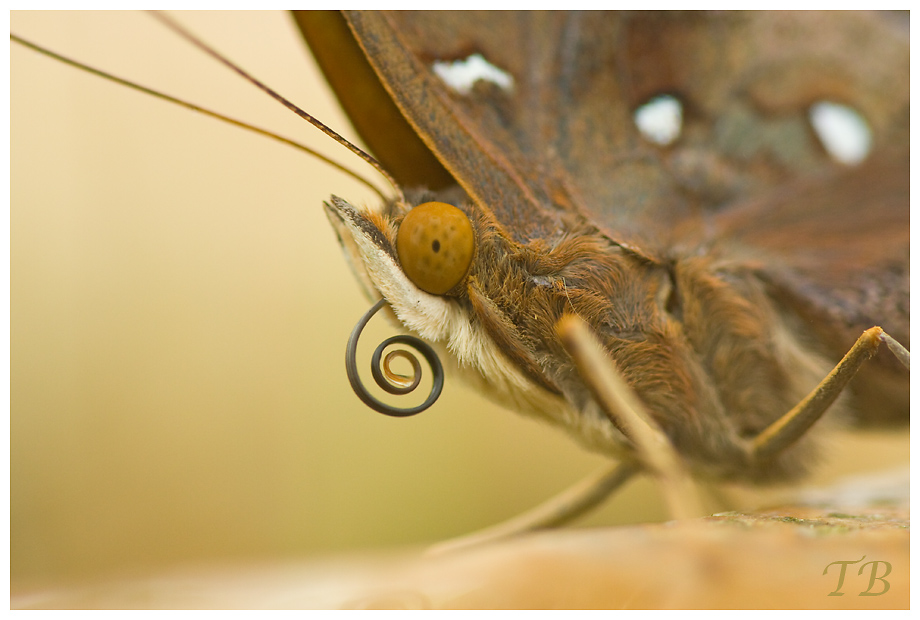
[13,471,909,609]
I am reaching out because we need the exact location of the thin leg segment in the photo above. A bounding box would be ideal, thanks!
[556,314,703,521]
[428,462,637,555]
[750,327,909,462]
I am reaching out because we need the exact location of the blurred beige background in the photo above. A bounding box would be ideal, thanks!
[10,11,907,591]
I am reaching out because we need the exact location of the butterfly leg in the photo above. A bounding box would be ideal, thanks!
[748,327,909,462]
[556,315,703,521]
[430,315,707,554]
[427,461,636,555]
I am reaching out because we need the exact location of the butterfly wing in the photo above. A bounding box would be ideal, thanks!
[303,12,907,241]
[291,11,454,190]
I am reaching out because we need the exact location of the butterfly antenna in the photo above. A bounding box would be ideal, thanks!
[11,33,390,204]
[149,11,405,205]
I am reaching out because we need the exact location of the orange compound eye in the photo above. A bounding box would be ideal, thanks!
[396,202,475,295]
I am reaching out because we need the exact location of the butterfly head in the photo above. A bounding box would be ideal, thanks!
[324,194,474,342]
[323,192,664,457]
[325,193,570,411]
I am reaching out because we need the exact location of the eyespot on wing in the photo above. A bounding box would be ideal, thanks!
[396,202,474,295]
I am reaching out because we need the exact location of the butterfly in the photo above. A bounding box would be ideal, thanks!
[295,11,909,527]
[10,11,909,580]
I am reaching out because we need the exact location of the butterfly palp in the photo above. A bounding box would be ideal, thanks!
[396,202,475,295]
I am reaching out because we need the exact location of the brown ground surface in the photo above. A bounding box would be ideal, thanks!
[13,476,908,610]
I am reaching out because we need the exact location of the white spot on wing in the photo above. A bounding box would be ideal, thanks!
[432,54,514,95]
[634,94,683,146]
[809,101,872,165]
